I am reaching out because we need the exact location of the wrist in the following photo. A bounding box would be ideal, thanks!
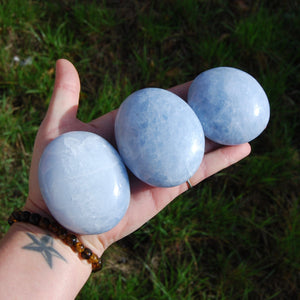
[9,221,89,270]
[25,195,106,256]
[24,197,106,258]
[0,221,93,299]
[8,209,104,273]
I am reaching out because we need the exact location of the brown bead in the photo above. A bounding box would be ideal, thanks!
[20,211,31,222]
[49,222,59,233]
[88,253,99,264]
[39,217,50,229]
[12,210,22,221]
[81,248,92,259]
[92,259,102,273]
[65,234,78,246]
[29,213,41,225]
[57,228,68,239]
[75,242,85,253]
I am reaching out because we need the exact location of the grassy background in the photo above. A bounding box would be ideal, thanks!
[0,0,299,299]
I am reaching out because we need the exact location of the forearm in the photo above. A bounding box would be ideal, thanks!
[0,222,93,299]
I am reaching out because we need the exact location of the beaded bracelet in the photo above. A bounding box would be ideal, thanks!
[8,209,102,273]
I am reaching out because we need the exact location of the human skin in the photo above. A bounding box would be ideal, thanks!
[0,59,251,299]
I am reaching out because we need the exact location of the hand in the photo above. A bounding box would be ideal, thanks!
[25,59,251,256]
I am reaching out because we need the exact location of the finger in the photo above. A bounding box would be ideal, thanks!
[136,144,251,222]
[181,143,252,192]
[135,143,251,228]
[150,143,251,211]
[43,59,81,127]
[168,81,192,100]
[204,138,221,153]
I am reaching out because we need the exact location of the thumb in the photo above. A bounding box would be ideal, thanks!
[43,59,81,127]
[27,59,81,208]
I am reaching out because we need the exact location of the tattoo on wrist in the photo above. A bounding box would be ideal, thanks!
[22,233,67,269]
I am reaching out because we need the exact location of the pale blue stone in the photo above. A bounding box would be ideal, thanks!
[188,67,270,145]
[38,131,130,234]
[115,88,205,187]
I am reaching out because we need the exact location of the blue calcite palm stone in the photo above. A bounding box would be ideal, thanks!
[38,131,130,235]
[115,88,205,187]
[188,67,270,145]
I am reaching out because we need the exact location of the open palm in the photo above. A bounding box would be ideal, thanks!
[25,59,251,255]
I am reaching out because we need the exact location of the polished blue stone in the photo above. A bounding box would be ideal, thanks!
[188,67,270,145]
[115,88,205,187]
[38,131,130,234]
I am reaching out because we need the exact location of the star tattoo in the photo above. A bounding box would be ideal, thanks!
[22,233,67,269]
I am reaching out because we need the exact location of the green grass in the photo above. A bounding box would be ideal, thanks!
[0,0,299,299]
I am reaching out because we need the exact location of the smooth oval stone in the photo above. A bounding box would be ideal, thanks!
[38,131,130,235]
[188,67,270,145]
[115,88,205,187]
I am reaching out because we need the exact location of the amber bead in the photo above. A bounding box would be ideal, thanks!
[57,228,68,239]
[88,253,99,264]
[75,242,85,253]
[81,248,92,259]
[92,260,102,273]
[65,234,78,247]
